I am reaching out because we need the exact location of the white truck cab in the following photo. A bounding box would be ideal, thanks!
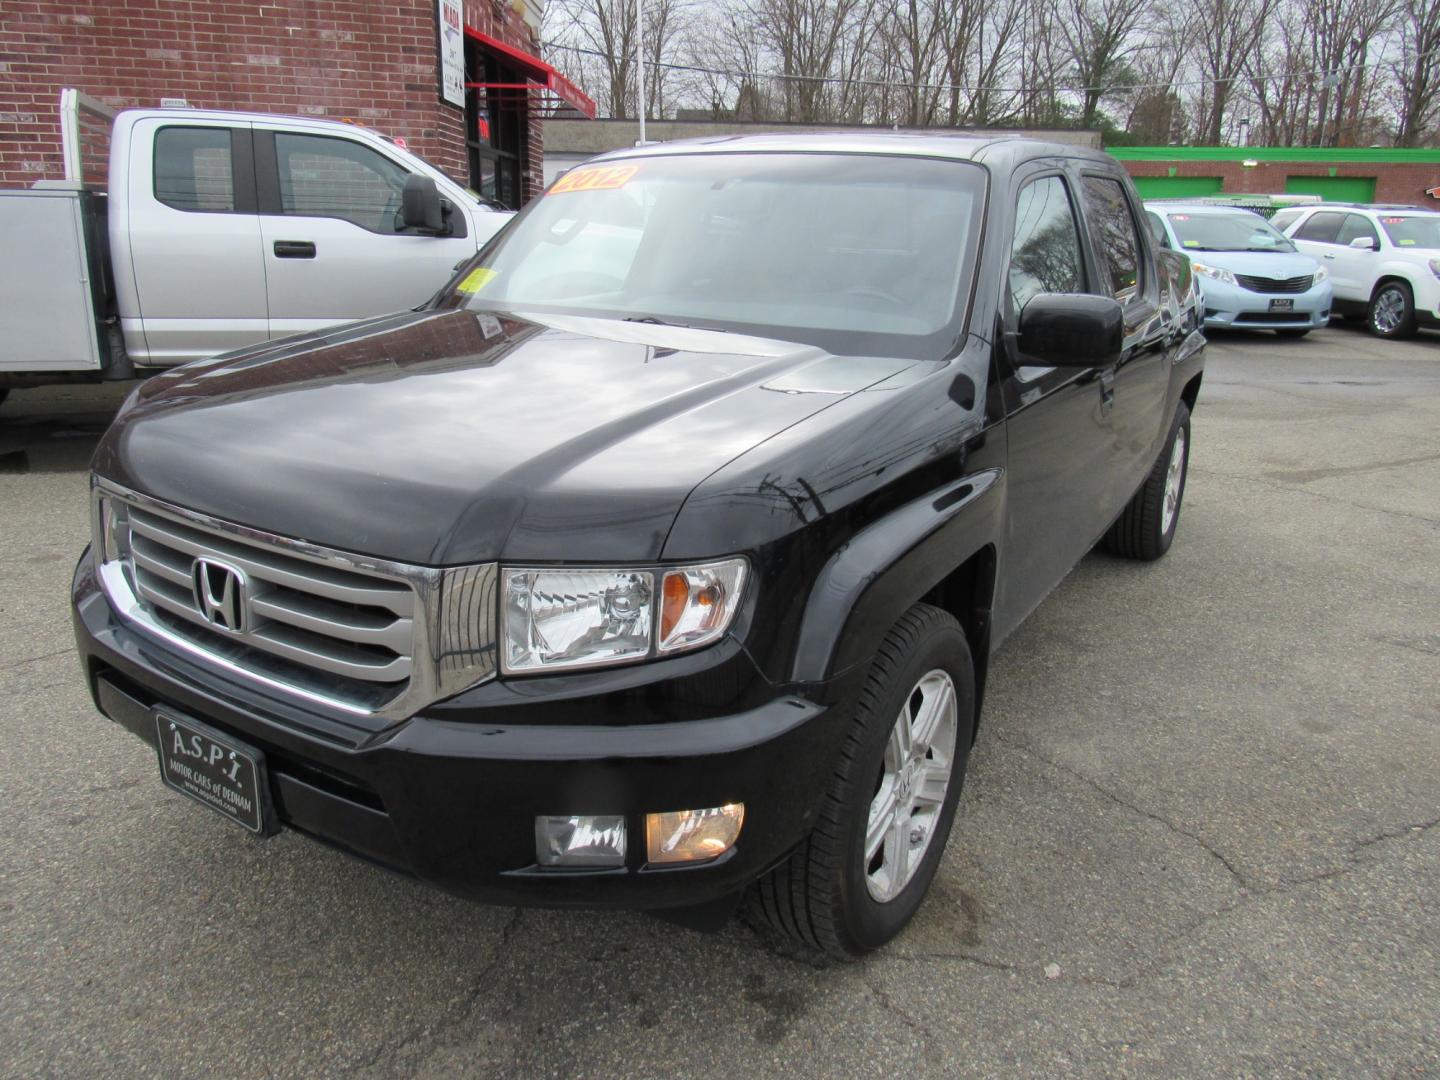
[1273,203,1440,339]
[0,90,512,396]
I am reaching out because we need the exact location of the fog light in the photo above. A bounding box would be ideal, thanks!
[645,803,745,865]
[535,814,626,867]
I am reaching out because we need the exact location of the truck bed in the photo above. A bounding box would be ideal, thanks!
[0,187,112,373]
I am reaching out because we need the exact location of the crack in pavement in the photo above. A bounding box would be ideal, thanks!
[1191,466,1440,530]
[998,733,1440,989]
[1114,814,1440,989]
[995,733,1252,892]
[1264,450,1440,485]
[343,907,526,1076]
[885,950,1020,975]
[863,973,943,1046]
[1,648,74,673]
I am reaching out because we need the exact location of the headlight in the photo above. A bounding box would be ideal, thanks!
[1312,265,1329,284]
[502,558,747,673]
[1190,262,1237,287]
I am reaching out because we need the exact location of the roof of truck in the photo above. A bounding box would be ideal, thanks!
[586,130,1119,167]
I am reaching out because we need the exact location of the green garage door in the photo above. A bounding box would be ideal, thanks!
[1132,176,1225,199]
[1284,175,1376,202]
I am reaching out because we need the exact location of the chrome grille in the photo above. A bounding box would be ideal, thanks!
[127,506,415,687]
[93,481,497,727]
[1235,273,1313,294]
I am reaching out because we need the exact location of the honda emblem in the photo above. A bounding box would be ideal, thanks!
[192,559,247,633]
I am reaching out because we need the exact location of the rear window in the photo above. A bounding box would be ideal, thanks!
[1080,176,1141,299]
[1377,215,1440,249]
[153,127,234,212]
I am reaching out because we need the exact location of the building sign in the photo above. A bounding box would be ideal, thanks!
[438,0,464,107]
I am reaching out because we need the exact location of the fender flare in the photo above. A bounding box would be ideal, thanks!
[790,468,1003,684]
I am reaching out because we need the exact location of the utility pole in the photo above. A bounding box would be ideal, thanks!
[636,0,648,144]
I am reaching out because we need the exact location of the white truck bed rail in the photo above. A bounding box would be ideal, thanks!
[60,87,116,185]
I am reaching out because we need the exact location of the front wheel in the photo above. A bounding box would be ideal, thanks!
[1368,281,1417,339]
[745,604,975,958]
[1103,401,1191,561]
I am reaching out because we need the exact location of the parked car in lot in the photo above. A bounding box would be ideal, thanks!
[1144,202,1331,337]
[1271,204,1440,338]
[72,134,1205,957]
[0,89,512,407]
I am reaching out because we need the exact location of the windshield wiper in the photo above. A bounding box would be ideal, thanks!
[622,315,729,333]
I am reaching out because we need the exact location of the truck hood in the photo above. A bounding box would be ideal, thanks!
[95,309,913,565]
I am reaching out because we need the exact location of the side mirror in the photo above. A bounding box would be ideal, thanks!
[1017,293,1124,367]
[401,174,445,233]
[1348,236,1376,250]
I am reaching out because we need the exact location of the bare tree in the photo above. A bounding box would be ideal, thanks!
[1392,0,1440,145]
[1054,0,1152,129]
[876,0,950,124]
[1016,0,1071,126]
[1188,0,1276,143]
[743,0,881,121]
[547,0,688,118]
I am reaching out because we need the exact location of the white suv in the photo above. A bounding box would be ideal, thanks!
[1272,205,1440,338]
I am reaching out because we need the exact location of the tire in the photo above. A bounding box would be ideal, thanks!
[745,604,975,959]
[1103,401,1191,561]
[1275,328,1311,338]
[1368,281,1417,339]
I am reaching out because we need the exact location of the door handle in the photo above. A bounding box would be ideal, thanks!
[1323,253,1336,260]
[273,240,316,259]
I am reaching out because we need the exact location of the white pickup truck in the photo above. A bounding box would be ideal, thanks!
[0,90,512,403]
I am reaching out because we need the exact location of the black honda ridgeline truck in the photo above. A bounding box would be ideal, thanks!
[73,134,1205,957]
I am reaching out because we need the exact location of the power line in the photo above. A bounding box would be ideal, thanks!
[544,38,1439,100]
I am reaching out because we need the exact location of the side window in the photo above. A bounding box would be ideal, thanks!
[154,127,235,212]
[1145,210,1170,249]
[1009,175,1086,317]
[1336,214,1379,248]
[1295,211,1344,244]
[1081,176,1141,300]
[274,133,410,234]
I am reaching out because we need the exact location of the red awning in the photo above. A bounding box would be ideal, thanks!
[463,27,597,119]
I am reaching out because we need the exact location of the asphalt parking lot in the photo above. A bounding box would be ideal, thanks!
[2,322,1437,1078]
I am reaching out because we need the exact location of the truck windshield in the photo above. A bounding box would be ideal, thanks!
[1167,211,1296,253]
[1378,215,1440,250]
[441,152,986,359]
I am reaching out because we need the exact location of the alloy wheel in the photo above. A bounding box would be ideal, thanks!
[1372,288,1405,334]
[865,669,959,903]
[1161,426,1187,536]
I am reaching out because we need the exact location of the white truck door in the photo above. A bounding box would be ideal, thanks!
[1290,211,1360,301]
[123,118,269,364]
[254,129,477,338]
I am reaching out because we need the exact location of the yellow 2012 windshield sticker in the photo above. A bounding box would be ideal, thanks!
[549,164,640,195]
[456,267,498,294]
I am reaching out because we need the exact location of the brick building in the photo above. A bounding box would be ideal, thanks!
[1113,147,1440,207]
[0,0,594,206]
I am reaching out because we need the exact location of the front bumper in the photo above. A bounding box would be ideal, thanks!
[72,552,842,911]
[1198,278,1332,331]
